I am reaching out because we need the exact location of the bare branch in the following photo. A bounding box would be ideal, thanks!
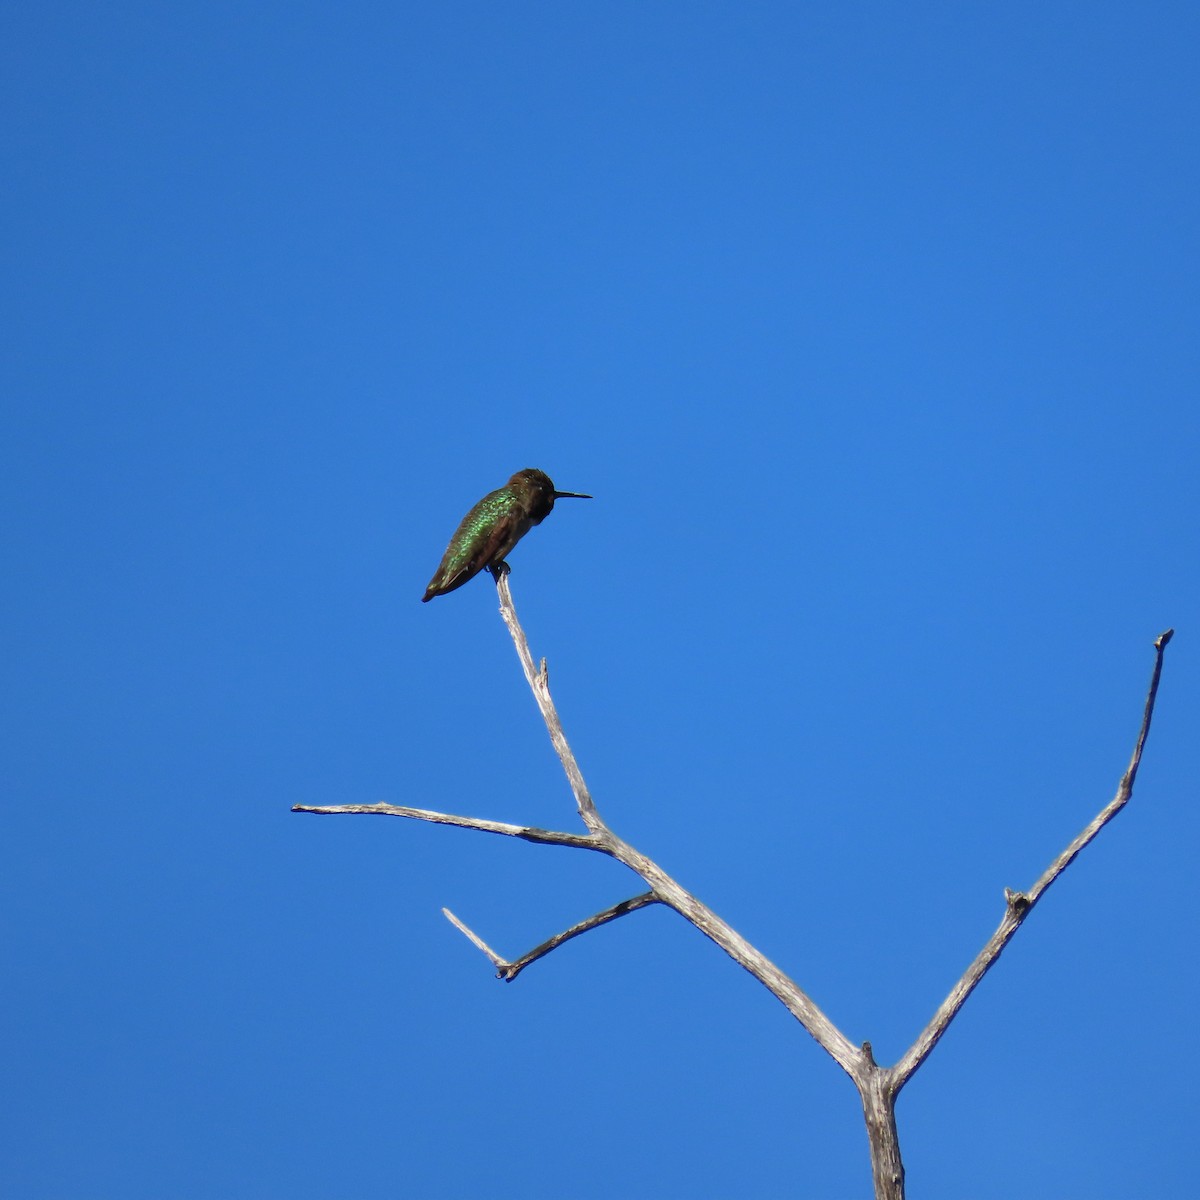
[492,567,602,832]
[299,579,863,1074]
[491,572,864,1078]
[501,892,661,980]
[891,628,1175,1089]
[291,802,600,850]
[442,907,507,970]
[445,893,661,982]
[295,552,1172,1200]
[601,830,863,1075]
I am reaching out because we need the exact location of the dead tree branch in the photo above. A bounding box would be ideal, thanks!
[890,627,1173,1088]
[291,801,601,851]
[444,892,661,981]
[488,561,602,832]
[487,571,863,1076]
[293,571,1174,1200]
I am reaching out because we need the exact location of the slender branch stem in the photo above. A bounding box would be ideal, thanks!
[493,566,603,833]
[445,892,661,981]
[291,801,601,850]
[891,628,1174,1088]
[442,907,507,969]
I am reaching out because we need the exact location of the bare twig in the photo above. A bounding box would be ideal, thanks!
[492,568,602,832]
[291,802,601,850]
[445,892,661,981]
[890,628,1175,1088]
[442,907,507,970]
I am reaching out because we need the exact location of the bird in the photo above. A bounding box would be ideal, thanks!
[422,468,592,601]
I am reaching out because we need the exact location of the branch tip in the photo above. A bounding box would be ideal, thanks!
[442,907,508,970]
[1155,628,1174,651]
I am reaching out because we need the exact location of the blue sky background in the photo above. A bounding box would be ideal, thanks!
[3,3,1197,1196]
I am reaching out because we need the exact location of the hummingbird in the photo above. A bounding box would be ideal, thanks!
[422,468,592,601]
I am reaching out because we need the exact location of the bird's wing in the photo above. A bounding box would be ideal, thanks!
[425,505,522,598]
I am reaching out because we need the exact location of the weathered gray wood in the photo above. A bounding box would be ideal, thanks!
[293,573,1173,1200]
[891,627,1173,1091]
[444,892,661,981]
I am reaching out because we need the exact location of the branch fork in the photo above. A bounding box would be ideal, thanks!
[443,892,661,982]
[293,576,1173,1200]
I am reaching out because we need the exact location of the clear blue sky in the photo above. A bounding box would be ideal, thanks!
[3,3,1197,1197]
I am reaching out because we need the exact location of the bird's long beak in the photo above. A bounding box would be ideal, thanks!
[553,490,593,499]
